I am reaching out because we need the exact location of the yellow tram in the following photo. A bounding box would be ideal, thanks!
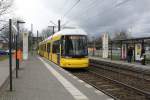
[38,29,89,68]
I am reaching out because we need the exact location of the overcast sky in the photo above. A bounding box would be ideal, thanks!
[14,0,150,37]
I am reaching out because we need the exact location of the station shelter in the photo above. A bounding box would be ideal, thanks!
[110,37,150,64]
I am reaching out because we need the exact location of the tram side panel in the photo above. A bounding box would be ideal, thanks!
[60,57,89,68]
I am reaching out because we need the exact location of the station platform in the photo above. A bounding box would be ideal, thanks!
[0,59,15,90]
[90,56,150,74]
[0,56,113,100]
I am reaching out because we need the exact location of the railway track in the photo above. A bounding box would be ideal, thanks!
[90,61,150,93]
[67,62,150,100]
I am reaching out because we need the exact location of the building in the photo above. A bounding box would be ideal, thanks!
[0,35,8,50]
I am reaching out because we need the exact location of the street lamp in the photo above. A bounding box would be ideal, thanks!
[3,19,25,91]
[16,20,25,78]
[8,19,12,91]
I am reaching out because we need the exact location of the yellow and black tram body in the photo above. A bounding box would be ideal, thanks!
[39,29,89,68]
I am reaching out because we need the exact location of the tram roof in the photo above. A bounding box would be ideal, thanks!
[39,29,88,43]
[53,29,87,37]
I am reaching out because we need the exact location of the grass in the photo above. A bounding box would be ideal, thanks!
[0,55,8,61]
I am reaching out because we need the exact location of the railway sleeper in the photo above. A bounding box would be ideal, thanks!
[90,59,150,76]
[91,63,150,86]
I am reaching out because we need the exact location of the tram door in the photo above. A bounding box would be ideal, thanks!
[57,43,60,65]
[52,40,60,64]
[47,43,51,60]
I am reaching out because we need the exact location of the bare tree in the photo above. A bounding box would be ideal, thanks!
[41,28,53,38]
[0,0,13,17]
[113,30,130,40]
[0,0,13,33]
[0,17,27,42]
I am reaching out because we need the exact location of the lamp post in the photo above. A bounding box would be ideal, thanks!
[16,20,25,78]
[9,19,13,91]
[92,36,95,56]
[2,19,24,91]
[36,30,39,54]
[58,19,61,31]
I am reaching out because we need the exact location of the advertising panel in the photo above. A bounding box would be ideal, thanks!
[121,44,127,60]
[135,43,142,61]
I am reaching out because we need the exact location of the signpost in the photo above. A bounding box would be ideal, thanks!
[102,33,109,58]
[9,19,12,91]
[23,33,28,60]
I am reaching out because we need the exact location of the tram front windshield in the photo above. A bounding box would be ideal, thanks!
[62,35,88,57]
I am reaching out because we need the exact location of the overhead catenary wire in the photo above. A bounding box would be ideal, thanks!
[49,20,57,26]
[82,0,132,25]
[115,0,131,7]
[60,0,69,14]
[61,0,104,27]
[63,0,132,27]
[61,0,80,21]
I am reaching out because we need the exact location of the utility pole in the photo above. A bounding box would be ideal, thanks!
[58,19,61,31]
[37,30,38,51]
[9,19,12,91]
[30,24,33,53]
[52,26,55,34]
[13,34,16,50]
[16,22,18,78]
[93,36,95,56]
[37,30,38,43]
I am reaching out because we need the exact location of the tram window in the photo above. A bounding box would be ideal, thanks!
[61,36,65,56]
[64,35,88,56]
[47,43,51,53]
[42,45,44,51]
[43,44,45,51]
[40,45,41,50]
[41,45,43,51]
[43,45,44,51]
[52,41,60,53]
[42,44,45,51]
[44,44,46,51]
